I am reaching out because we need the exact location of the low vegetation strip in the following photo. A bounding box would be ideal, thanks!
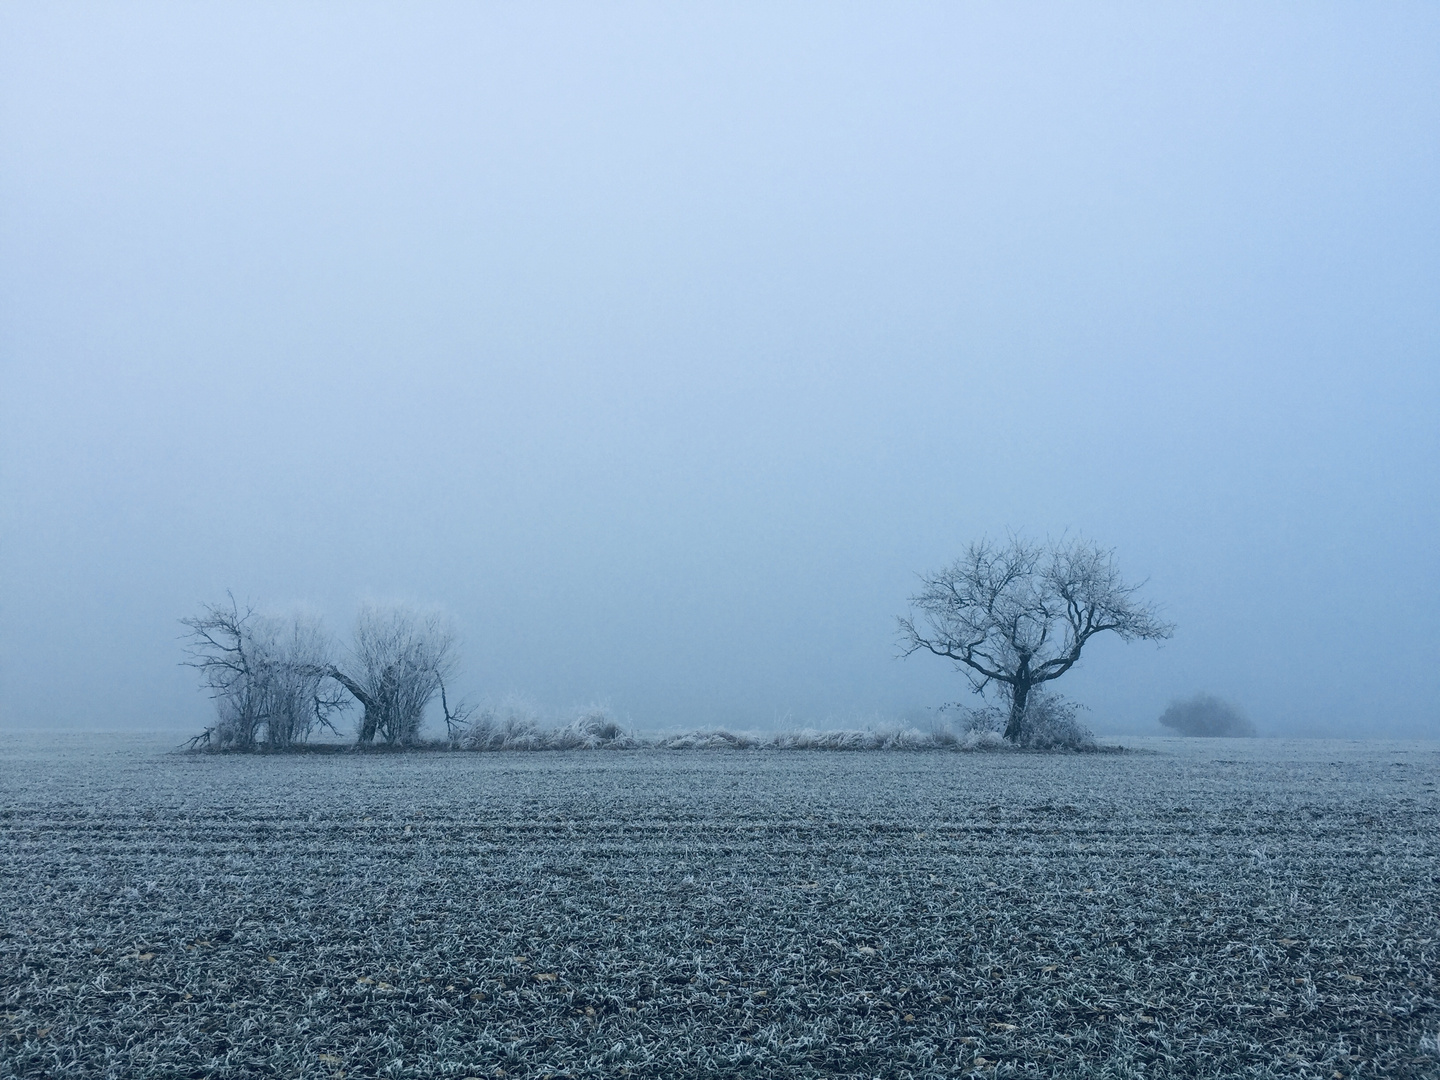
[1,735,1437,1078]
[189,692,1097,754]
[457,712,1025,753]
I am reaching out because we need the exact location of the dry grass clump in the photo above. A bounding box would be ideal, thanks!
[453,690,1095,753]
[765,725,1005,751]
[653,729,764,750]
[462,718,1017,752]
[461,700,640,751]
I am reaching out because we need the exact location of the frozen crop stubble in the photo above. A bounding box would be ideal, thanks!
[1,735,1437,1078]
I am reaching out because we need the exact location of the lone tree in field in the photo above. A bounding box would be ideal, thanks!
[899,536,1173,743]
[328,603,458,746]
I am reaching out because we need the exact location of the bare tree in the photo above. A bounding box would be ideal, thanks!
[329,603,457,746]
[899,536,1173,743]
[181,594,346,749]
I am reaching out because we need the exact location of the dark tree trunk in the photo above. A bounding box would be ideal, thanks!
[1004,680,1030,743]
[328,668,380,745]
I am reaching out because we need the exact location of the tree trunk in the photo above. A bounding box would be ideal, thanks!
[328,668,380,745]
[1004,681,1030,743]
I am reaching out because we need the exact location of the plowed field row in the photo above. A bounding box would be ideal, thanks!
[2,735,1436,1078]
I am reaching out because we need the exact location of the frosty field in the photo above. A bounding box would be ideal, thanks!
[2,735,1437,1079]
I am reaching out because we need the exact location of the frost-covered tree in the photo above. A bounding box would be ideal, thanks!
[329,603,457,745]
[181,594,345,749]
[899,536,1173,743]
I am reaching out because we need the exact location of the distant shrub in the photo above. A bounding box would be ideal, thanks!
[1158,693,1255,737]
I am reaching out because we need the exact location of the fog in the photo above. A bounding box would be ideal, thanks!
[2,5,1437,738]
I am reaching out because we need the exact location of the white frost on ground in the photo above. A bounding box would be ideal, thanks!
[1,733,1437,1078]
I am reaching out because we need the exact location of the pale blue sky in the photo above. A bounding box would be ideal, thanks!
[2,4,1437,735]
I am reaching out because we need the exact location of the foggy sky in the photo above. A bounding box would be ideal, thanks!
[3,4,1437,737]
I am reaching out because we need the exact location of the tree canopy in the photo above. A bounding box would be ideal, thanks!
[899,536,1173,742]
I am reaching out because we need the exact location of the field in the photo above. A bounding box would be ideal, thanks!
[2,734,1437,1079]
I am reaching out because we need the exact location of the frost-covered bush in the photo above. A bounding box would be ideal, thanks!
[546,707,639,750]
[940,691,1093,750]
[462,696,544,750]
[656,730,763,750]
[1158,692,1255,737]
[946,702,1008,736]
[570,707,624,742]
[773,726,939,750]
[1016,691,1095,750]
[462,701,637,750]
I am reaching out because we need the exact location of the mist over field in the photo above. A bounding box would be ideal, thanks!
[2,5,1438,739]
